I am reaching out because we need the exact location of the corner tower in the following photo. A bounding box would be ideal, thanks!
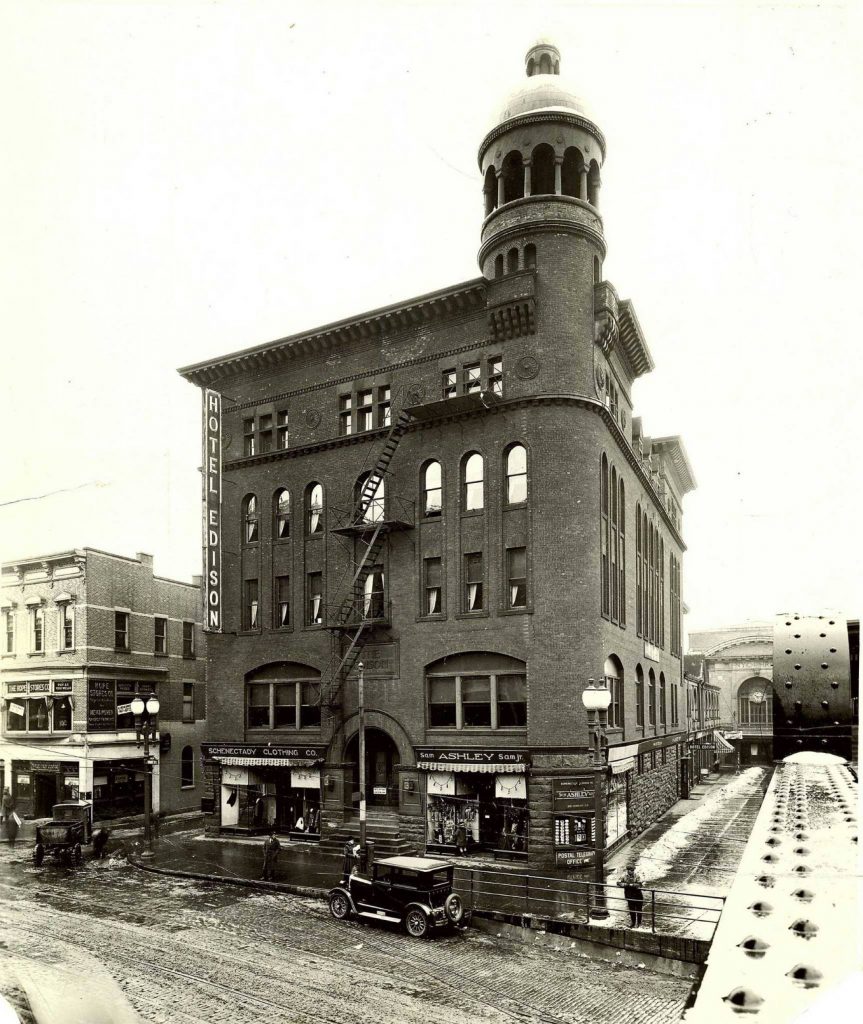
[478,42,608,396]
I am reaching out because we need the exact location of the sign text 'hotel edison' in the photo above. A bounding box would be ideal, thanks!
[203,388,222,631]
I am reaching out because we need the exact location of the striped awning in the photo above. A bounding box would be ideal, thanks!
[715,733,735,752]
[417,762,526,774]
[611,756,636,775]
[215,756,320,768]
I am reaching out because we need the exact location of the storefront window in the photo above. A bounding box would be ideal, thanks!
[606,772,629,845]
[52,697,72,731]
[426,770,528,854]
[28,698,50,732]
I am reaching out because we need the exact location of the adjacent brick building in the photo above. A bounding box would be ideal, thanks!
[179,41,706,874]
[0,548,206,819]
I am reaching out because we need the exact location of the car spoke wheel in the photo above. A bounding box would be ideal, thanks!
[444,893,464,924]
[404,908,429,938]
[329,892,351,920]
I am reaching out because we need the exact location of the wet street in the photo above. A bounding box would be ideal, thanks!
[0,843,692,1024]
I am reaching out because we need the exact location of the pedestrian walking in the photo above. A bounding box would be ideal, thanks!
[342,837,360,878]
[1,788,19,846]
[455,821,467,856]
[260,830,281,881]
[619,863,645,928]
[1,787,13,823]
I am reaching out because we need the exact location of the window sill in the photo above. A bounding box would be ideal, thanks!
[459,509,485,519]
[182,718,196,725]
[180,784,196,790]
[417,614,446,623]
[154,651,168,658]
[238,630,262,637]
[182,654,197,660]
[303,623,325,631]
[56,648,76,655]
[502,501,528,511]
[114,648,131,654]
[426,727,527,734]
[498,606,533,617]
[272,625,293,633]
[27,652,45,658]
[454,611,490,621]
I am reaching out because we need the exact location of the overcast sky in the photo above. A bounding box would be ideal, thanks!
[1,0,860,637]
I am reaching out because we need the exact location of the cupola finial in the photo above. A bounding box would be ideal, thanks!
[525,40,561,77]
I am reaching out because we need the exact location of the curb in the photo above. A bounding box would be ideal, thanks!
[127,855,328,900]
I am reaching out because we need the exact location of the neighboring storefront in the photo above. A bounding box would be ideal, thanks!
[9,759,79,817]
[416,748,530,856]
[202,743,326,838]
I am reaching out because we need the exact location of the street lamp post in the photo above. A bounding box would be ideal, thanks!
[131,693,160,859]
[357,662,366,855]
[582,678,611,920]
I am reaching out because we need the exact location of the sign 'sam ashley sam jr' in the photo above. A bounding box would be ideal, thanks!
[203,388,222,631]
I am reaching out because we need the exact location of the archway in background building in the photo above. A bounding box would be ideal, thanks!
[344,728,401,808]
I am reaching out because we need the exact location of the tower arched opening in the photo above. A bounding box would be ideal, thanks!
[530,143,555,196]
[502,150,524,204]
[588,160,601,207]
[483,166,497,217]
[561,146,584,199]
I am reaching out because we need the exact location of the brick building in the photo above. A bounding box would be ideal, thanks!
[0,548,206,819]
[179,41,700,874]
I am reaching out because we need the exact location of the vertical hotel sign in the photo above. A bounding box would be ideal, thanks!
[203,388,222,631]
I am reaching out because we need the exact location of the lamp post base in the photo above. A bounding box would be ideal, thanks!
[589,905,609,921]
[139,847,155,860]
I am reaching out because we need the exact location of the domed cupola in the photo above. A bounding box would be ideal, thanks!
[477,41,607,275]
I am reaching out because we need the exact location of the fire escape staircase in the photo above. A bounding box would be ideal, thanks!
[318,409,413,725]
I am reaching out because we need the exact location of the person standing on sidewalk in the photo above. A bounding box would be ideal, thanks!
[342,837,360,877]
[261,830,281,881]
[620,863,645,928]
[2,788,19,846]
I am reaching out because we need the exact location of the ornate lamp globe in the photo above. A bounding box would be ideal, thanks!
[582,678,611,712]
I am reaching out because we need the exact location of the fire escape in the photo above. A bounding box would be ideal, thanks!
[317,408,414,728]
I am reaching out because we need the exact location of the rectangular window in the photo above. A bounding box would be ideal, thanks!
[506,547,527,609]
[423,557,442,616]
[59,604,74,650]
[243,418,256,457]
[464,552,483,612]
[154,616,167,655]
[428,676,456,728]
[463,362,481,394]
[275,575,290,627]
[660,678,667,726]
[243,579,259,631]
[339,395,353,436]
[461,675,491,727]
[671,683,679,726]
[31,607,45,653]
[497,673,526,727]
[52,695,72,731]
[356,389,373,432]
[247,682,271,728]
[607,675,621,729]
[258,413,273,454]
[488,356,503,397]
[648,680,656,726]
[276,409,289,449]
[300,682,321,729]
[4,610,14,654]
[183,682,195,723]
[182,621,195,658]
[377,386,391,427]
[362,566,385,620]
[307,572,323,625]
[26,697,50,732]
[442,369,457,399]
[114,611,129,651]
[274,682,296,728]
[636,676,643,727]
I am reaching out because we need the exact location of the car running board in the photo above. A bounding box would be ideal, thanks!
[357,910,402,925]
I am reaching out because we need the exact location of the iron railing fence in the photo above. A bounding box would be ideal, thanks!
[451,866,725,938]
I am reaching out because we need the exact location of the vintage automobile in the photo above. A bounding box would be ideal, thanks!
[33,801,107,867]
[328,855,467,937]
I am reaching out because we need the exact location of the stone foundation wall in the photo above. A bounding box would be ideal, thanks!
[628,750,680,838]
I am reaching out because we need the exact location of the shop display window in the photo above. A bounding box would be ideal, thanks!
[605,772,629,846]
[426,771,528,854]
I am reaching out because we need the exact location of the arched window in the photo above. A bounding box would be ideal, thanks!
[463,453,484,511]
[527,57,535,76]
[588,160,601,206]
[659,538,666,648]
[274,489,290,539]
[530,143,555,195]
[181,745,194,788]
[738,679,772,726]
[618,479,626,627]
[635,664,644,727]
[246,661,322,731]
[306,483,324,535]
[648,669,657,727]
[483,166,497,217]
[356,473,385,524]
[502,150,524,204]
[539,53,551,74]
[423,460,442,517]
[426,652,527,730]
[600,455,609,616]
[524,244,537,269]
[604,656,623,729]
[505,444,528,504]
[507,247,519,274]
[243,494,259,543]
[494,253,504,279]
[561,147,583,198]
[635,503,642,636]
[659,672,667,727]
[610,466,619,622]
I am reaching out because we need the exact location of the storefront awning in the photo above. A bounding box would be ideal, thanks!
[610,757,636,775]
[418,762,525,773]
[215,756,321,768]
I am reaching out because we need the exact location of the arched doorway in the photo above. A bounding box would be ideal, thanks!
[345,727,400,807]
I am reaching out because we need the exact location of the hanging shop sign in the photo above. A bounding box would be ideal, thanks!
[7,702,25,718]
[552,776,595,813]
[415,748,530,770]
[427,770,456,796]
[203,387,222,632]
[291,768,321,789]
[495,774,527,799]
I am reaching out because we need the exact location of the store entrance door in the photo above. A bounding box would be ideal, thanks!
[347,728,399,807]
[33,773,57,818]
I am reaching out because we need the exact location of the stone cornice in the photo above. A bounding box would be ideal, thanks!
[178,278,488,388]
[223,392,685,549]
[478,110,607,166]
[478,210,606,267]
[617,300,655,380]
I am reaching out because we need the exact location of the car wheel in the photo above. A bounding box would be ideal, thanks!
[444,893,464,924]
[73,843,82,866]
[33,844,44,867]
[329,891,351,921]
[404,907,429,938]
